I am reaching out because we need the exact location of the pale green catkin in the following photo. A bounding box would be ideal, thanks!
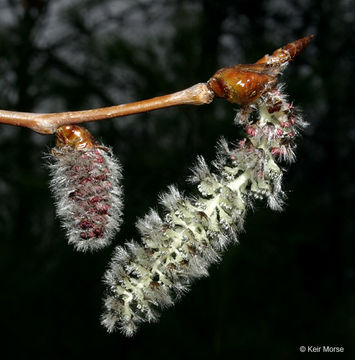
[101,82,307,336]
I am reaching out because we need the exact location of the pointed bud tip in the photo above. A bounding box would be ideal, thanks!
[282,34,315,61]
[295,34,315,49]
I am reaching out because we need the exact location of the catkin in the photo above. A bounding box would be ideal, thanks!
[48,126,124,252]
[101,83,307,336]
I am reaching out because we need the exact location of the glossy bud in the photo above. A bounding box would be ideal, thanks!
[207,35,314,105]
[56,125,96,150]
[208,64,275,105]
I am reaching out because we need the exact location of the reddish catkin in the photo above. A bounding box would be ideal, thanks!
[47,125,123,252]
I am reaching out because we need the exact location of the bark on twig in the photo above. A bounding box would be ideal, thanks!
[0,83,214,134]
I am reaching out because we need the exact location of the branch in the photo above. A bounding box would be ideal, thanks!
[0,83,214,134]
[0,35,313,134]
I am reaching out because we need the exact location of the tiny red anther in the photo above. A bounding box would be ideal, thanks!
[246,126,256,136]
[89,196,103,204]
[271,147,281,156]
[80,220,94,230]
[268,104,282,113]
[276,129,284,137]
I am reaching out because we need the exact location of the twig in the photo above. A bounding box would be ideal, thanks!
[0,83,214,134]
[0,35,313,135]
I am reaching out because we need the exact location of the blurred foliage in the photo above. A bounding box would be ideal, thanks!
[0,0,354,358]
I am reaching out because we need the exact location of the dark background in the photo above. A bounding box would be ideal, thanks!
[0,0,354,358]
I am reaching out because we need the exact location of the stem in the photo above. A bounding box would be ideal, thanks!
[0,35,313,135]
[0,83,214,134]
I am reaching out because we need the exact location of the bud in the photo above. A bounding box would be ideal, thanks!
[207,35,313,106]
[207,63,275,105]
[256,35,314,66]
[47,125,123,252]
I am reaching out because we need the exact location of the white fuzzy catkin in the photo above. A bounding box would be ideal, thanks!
[101,80,307,336]
[48,145,124,252]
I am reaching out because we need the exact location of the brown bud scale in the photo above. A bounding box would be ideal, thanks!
[207,35,313,105]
